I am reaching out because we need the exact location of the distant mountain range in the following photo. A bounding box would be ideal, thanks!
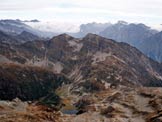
[0,19,39,35]
[0,19,56,38]
[100,21,158,46]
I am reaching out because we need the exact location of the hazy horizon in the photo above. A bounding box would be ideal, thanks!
[0,0,162,30]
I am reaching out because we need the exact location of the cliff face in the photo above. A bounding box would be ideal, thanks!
[100,22,157,46]
[137,31,162,62]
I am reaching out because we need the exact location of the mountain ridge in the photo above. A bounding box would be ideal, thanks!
[1,33,162,88]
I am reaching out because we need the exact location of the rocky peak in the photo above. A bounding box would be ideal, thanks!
[51,33,74,41]
[83,33,104,41]
[84,33,98,38]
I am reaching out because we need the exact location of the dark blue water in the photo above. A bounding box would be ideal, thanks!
[61,110,78,115]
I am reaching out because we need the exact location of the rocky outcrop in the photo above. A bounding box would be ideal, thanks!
[61,86,162,122]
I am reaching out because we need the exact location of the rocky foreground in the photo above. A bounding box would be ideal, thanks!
[0,85,162,122]
[0,99,61,122]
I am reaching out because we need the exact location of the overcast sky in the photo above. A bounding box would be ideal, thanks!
[0,0,162,29]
